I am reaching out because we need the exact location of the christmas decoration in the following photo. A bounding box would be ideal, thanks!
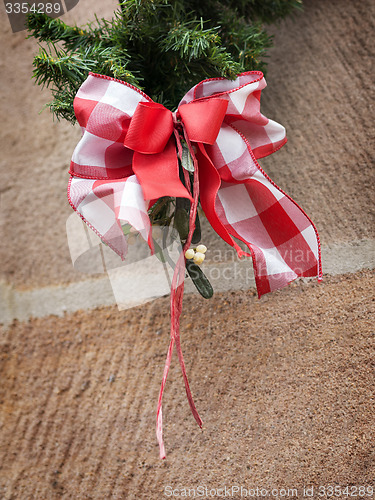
[26,1,321,460]
[70,70,322,458]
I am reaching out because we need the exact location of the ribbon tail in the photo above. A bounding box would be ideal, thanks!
[132,138,193,202]
[156,252,186,459]
[175,284,203,428]
[176,133,203,427]
[157,253,203,459]
[156,333,175,460]
[156,136,203,459]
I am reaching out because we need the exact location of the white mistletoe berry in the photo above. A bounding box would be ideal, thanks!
[193,252,205,265]
[195,244,207,254]
[185,249,195,260]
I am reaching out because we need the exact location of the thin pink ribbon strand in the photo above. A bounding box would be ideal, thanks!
[156,129,202,459]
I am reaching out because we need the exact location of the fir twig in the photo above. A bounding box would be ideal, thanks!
[26,0,303,122]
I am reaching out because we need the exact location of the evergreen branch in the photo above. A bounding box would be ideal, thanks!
[26,1,303,122]
[162,22,221,62]
[32,42,142,122]
[26,13,98,51]
[47,87,78,123]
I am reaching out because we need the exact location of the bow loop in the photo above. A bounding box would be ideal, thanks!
[124,101,174,154]
[178,98,228,145]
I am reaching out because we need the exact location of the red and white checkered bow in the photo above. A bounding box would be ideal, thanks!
[68,71,322,458]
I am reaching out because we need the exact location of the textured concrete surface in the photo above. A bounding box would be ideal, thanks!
[0,271,374,499]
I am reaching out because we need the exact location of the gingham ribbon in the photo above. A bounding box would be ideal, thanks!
[68,71,322,458]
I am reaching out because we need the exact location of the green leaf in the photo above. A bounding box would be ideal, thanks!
[173,206,189,241]
[186,259,214,299]
[181,140,195,172]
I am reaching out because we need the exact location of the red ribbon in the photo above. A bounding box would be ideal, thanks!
[123,98,228,459]
[123,99,228,203]
[156,133,202,459]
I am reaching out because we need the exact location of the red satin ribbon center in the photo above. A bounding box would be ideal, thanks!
[122,97,228,204]
[124,102,174,154]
